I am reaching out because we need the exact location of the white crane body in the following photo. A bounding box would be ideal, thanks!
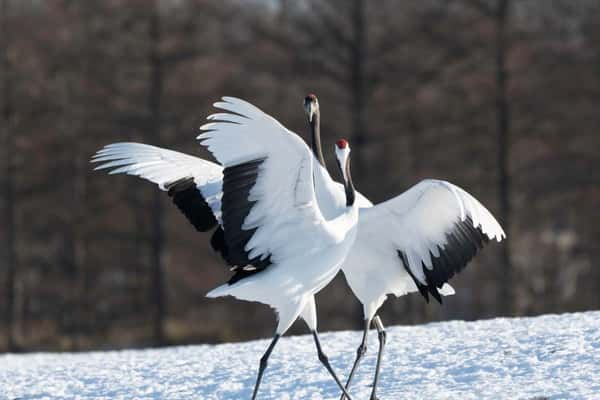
[302,93,505,400]
[93,96,361,400]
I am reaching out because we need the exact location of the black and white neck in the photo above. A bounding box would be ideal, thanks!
[335,139,355,207]
[304,94,326,167]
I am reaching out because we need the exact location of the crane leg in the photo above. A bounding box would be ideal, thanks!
[339,318,371,400]
[251,334,280,400]
[312,330,355,400]
[370,315,387,400]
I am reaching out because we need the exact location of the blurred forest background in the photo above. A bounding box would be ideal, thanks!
[0,0,598,352]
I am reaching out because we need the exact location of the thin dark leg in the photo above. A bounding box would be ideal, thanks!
[339,318,371,400]
[312,331,354,400]
[251,334,280,400]
[370,315,387,400]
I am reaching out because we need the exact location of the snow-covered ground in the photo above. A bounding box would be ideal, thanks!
[1,312,598,400]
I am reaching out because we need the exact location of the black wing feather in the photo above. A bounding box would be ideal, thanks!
[399,216,489,304]
[166,177,219,232]
[221,157,272,284]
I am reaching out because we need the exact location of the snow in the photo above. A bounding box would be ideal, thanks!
[1,312,599,400]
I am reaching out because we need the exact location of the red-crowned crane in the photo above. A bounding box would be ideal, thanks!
[303,94,506,400]
[92,97,360,400]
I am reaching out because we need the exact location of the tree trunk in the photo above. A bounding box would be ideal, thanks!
[348,0,367,328]
[1,0,17,352]
[60,3,93,351]
[148,1,166,346]
[495,0,512,316]
[350,0,367,174]
[73,107,89,350]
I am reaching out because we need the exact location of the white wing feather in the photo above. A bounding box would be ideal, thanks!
[91,142,223,222]
[356,179,505,286]
[198,97,333,264]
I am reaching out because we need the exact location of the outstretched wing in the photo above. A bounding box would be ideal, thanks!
[91,142,224,231]
[352,179,505,303]
[198,97,333,283]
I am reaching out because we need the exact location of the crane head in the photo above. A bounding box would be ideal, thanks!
[335,138,351,181]
[304,93,319,123]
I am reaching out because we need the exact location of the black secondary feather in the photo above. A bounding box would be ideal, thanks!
[399,216,489,304]
[221,157,272,284]
[166,177,219,232]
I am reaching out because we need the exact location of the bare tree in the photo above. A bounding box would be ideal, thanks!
[463,0,513,315]
[148,0,166,345]
[1,0,18,352]
[494,0,512,315]
[71,1,94,350]
[349,0,367,171]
